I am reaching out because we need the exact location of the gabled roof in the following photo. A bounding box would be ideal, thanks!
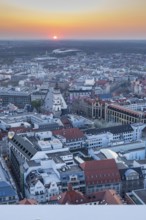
[80,159,121,185]
[60,116,73,128]
[57,185,86,204]
[19,198,38,205]
[87,190,123,205]
[10,134,37,160]
[52,186,123,205]
[53,128,85,141]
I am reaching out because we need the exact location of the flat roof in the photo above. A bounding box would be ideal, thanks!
[58,164,83,174]
[0,88,30,96]
[110,141,146,153]
[46,150,72,157]
[46,150,72,164]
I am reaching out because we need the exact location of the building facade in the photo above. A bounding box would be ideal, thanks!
[119,167,144,198]
[80,159,121,195]
[0,90,31,108]
[105,104,146,124]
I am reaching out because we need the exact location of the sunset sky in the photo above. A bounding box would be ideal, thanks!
[0,0,146,40]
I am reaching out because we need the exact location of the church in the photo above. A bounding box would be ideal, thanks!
[44,83,67,117]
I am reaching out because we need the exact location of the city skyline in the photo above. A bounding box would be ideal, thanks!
[0,0,146,40]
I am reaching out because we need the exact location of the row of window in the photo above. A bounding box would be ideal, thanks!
[11,139,33,157]
[0,196,16,202]
[87,173,119,178]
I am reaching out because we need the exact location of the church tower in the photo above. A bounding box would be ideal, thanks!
[44,83,67,117]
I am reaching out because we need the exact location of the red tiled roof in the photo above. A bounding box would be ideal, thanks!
[87,190,123,204]
[19,198,38,205]
[61,118,73,128]
[96,80,108,86]
[53,127,84,141]
[53,186,123,205]
[102,190,123,204]
[58,189,86,204]
[80,159,121,185]
[9,127,31,133]
[109,104,143,116]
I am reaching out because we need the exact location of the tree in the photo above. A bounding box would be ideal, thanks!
[31,100,42,112]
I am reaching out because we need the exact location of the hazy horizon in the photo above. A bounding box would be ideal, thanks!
[0,38,146,42]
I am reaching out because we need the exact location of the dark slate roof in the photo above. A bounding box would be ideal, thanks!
[69,89,92,93]
[39,123,63,130]
[119,167,144,181]
[84,124,133,135]
[0,181,16,197]
[10,134,37,160]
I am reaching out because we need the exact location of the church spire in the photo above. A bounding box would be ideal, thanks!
[54,82,59,90]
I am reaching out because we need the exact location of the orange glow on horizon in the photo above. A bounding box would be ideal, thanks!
[0,1,146,39]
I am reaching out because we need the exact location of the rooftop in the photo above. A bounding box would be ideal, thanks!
[19,198,38,205]
[109,104,146,117]
[0,88,30,96]
[0,181,17,198]
[119,167,144,180]
[9,134,37,160]
[53,127,85,141]
[133,189,146,204]
[84,124,133,135]
[80,159,121,184]
[58,164,83,174]
[52,185,123,205]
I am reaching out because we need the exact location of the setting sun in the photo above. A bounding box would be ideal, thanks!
[53,36,58,40]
